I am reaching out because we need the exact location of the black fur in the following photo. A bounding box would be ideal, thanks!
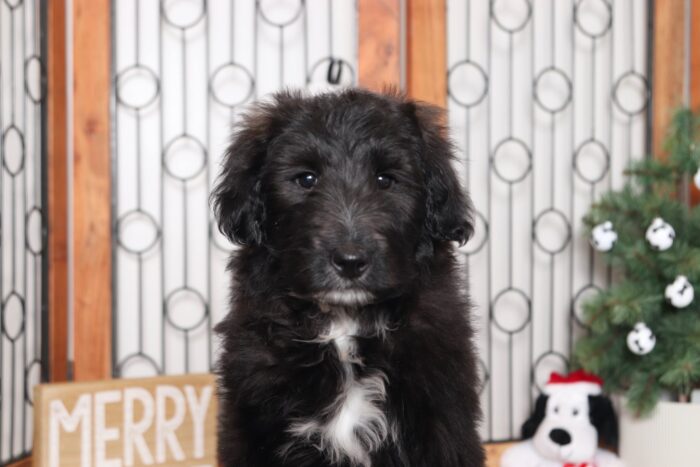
[521,394,619,449]
[212,89,484,467]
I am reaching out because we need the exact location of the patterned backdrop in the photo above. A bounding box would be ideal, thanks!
[112,0,652,444]
[0,0,46,463]
[447,0,651,440]
[0,0,659,461]
[112,0,358,377]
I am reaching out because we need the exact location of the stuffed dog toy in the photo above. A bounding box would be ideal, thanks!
[501,370,624,467]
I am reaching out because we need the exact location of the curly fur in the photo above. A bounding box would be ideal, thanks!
[212,89,484,467]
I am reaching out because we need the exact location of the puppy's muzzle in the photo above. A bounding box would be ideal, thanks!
[331,245,369,279]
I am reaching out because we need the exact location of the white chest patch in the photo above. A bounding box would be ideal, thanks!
[285,315,389,467]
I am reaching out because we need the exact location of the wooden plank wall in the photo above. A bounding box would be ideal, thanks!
[358,0,402,92]
[406,0,446,107]
[652,0,687,157]
[692,0,700,204]
[47,0,69,384]
[8,458,31,467]
[653,0,700,203]
[71,0,112,381]
[691,0,700,113]
[485,442,515,467]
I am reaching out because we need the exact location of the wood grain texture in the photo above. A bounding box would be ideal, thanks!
[484,441,515,467]
[691,0,700,205]
[358,0,401,92]
[6,458,32,467]
[692,0,700,113]
[48,0,69,384]
[33,374,217,467]
[652,0,686,158]
[406,0,447,107]
[72,0,112,381]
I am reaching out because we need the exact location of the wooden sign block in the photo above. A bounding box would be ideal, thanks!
[33,373,217,467]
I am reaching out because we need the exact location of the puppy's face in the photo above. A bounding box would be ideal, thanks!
[213,90,472,306]
[262,120,425,305]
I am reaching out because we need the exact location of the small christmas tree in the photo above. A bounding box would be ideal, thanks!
[575,109,700,415]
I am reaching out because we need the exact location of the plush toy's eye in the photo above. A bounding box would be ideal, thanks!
[573,408,579,416]
[554,406,560,414]
[295,172,318,189]
[376,174,395,189]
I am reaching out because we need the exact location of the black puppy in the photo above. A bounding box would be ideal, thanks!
[212,89,484,467]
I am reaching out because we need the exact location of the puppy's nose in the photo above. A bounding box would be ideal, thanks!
[331,247,368,279]
[549,428,572,446]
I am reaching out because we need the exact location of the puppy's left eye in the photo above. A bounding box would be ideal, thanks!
[295,172,318,189]
[376,174,395,189]
[573,409,579,416]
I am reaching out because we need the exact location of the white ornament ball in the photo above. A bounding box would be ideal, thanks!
[591,221,617,252]
[645,217,675,251]
[694,167,700,190]
[665,275,694,308]
[627,322,656,355]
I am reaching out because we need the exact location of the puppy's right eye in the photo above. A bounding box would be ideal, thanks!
[376,174,395,189]
[295,172,318,189]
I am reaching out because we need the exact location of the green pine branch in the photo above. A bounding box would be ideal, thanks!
[575,107,700,416]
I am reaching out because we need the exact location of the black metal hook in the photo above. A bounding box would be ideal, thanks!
[326,58,343,85]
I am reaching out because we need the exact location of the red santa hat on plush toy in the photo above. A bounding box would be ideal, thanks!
[543,369,603,396]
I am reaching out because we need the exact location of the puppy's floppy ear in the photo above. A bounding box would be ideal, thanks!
[588,395,619,449]
[404,101,474,245]
[212,113,269,245]
[521,394,548,439]
[212,92,299,245]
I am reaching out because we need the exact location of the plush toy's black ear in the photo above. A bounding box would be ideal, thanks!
[403,101,474,246]
[211,92,300,245]
[588,395,619,449]
[521,394,548,439]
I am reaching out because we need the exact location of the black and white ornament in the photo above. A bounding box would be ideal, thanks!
[591,221,617,252]
[626,322,656,355]
[645,217,675,251]
[665,275,694,308]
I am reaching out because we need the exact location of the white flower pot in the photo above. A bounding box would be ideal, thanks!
[619,399,700,467]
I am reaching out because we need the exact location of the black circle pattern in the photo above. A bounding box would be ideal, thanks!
[115,65,161,111]
[448,0,652,443]
[574,0,613,39]
[161,0,207,30]
[112,0,360,383]
[258,0,305,27]
[100,0,655,449]
[1,1,47,462]
[534,67,573,114]
[612,71,650,116]
[448,59,489,108]
[209,62,256,108]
